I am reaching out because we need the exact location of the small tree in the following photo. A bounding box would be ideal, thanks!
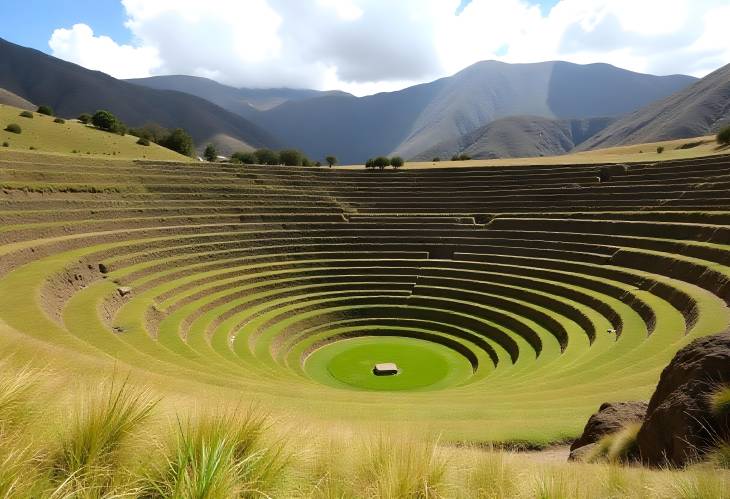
[254,149,280,165]
[231,151,256,164]
[204,144,218,162]
[91,110,119,131]
[78,113,92,124]
[160,128,194,156]
[717,125,730,146]
[4,123,21,134]
[37,105,54,116]
[373,156,390,170]
[279,149,304,166]
[656,146,664,154]
[315,161,322,167]
[325,155,337,168]
[137,137,151,146]
[19,111,33,119]
[365,158,374,169]
[390,156,404,169]
[130,123,169,143]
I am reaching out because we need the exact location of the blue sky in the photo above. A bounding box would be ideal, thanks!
[1,0,726,96]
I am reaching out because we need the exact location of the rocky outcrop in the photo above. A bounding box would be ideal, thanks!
[635,331,730,467]
[569,401,648,461]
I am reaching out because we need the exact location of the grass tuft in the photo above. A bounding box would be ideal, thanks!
[709,384,730,418]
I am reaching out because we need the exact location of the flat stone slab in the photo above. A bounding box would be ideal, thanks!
[373,362,399,376]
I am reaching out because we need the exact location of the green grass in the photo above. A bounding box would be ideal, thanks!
[305,336,474,391]
[0,104,189,160]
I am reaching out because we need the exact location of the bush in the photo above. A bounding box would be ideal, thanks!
[231,151,256,164]
[91,110,119,131]
[279,149,304,166]
[77,113,92,125]
[4,123,21,134]
[19,111,33,119]
[137,137,151,146]
[390,156,404,169]
[315,161,322,167]
[130,123,169,143]
[459,153,471,161]
[326,155,337,168]
[53,118,65,124]
[432,157,441,162]
[37,105,53,116]
[2,142,8,147]
[373,156,390,170]
[160,128,194,156]
[365,158,374,169]
[656,146,665,154]
[204,144,218,162]
[718,125,730,146]
[254,149,280,165]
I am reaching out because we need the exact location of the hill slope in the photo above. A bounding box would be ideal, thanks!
[127,75,350,114]
[579,63,730,150]
[0,103,188,160]
[415,115,616,160]
[0,38,279,155]
[0,88,34,110]
[251,61,695,163]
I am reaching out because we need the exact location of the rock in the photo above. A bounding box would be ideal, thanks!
[569,401,648,461]
[98,263,109,274]
[117,286,132,297]
[599,163,629,182]
[636,331,730,467]
[373,363,399,376]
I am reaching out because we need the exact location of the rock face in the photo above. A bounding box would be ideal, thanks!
[636,331,730,467]
[569,401,648,461]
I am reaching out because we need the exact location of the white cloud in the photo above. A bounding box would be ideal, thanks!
[48,0,730,96]
[48,23,161,79]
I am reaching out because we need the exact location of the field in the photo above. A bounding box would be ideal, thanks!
[0,104,189,161]
[1,146,730,496]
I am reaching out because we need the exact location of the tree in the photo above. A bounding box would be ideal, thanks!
[231,151,256,164]
[254,149,280,165]
[390,156,404,169]
[656,146,665,154]
[204,144,218,162]
[432,157,441,162]
[325,155,337,168]
[4,124,21,134]
[78,113,92,124]
[279,149,304,166]
[137,137,151,146]
[37,105,54,116]
[160,128,194,156]
[373,156,390,170]
[717,125,730,146]
[91,110,119,131]
[365,158,374,169]
[130,123,169,143]
[315,161,322,167]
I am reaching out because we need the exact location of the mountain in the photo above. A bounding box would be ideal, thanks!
[414,115,616,160]
[255,61,695,162]
[0,88,34,110]
[578,63,730,151]
[0,38,279,154]
[127,75,350,115]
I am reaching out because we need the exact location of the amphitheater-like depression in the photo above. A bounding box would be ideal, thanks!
[2,153,730,444]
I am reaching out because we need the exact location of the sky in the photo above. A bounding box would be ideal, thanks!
[1,0,728,96]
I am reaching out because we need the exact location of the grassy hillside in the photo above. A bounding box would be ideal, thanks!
[357,135,726,169]
[0,104,190,161]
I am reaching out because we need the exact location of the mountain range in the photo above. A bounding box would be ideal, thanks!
[2,35,728,162]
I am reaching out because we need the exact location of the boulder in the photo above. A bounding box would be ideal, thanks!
[636,331,730,467]
[117,286,132,297]
[373,363,399,376]
[598,163,629,182]
[569,401,648,461]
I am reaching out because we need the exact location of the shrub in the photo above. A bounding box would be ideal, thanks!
[231,151,256,164]
[390,156,404,169]
[204,144,218,162]
[53,118,65,124]
[91,110,119,131]
[19,111,33,119]
[301,157,312,167]
[432,157,441,162]
[130,123,169,143]
[656,146,665,154]
[279,149,304,166]
[254,149,280,165]
[137,137,151,146]
[718,125,730,146]
[77,113,92,124]
[459,153,472,161]
[37,105,53,116]
[365,158,374,169]
[315,161,322,167]
[1,142,8,147]
[160,128,194,156]
[326,155,337,168]
[4,123,21,134]
[709,442,730,469]
[373,156,390,170]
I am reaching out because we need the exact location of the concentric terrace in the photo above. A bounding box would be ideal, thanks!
[2,153,730,443]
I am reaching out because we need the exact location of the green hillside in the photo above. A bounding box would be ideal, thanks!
[0,104,190,161]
